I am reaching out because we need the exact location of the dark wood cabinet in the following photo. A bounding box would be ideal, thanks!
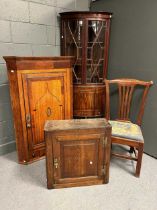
[60,11,112,117]
[45,118,112,189]
[4,56,74,164]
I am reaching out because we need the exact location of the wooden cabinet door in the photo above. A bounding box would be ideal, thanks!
[53,134,104,186]
[73,85,105,117]
[22,72,65,159]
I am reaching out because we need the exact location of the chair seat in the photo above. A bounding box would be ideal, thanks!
[109,120,144,141]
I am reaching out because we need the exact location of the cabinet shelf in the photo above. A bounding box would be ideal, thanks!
[75,64,103,66]
[67,42,104,45]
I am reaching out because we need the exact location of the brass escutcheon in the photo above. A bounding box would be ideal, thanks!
[46,107,52,117]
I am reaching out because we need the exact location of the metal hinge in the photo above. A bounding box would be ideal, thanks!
[102,165,106,175]
[53,158,58,169]
[26,113,31,128]
[102,137,107,147]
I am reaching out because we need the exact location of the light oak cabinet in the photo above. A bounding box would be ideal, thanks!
[4,56,74,164]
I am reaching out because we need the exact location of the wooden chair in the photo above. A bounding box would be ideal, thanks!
[105,79,153,177]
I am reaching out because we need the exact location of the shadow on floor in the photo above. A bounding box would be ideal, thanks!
[17,158,47,188]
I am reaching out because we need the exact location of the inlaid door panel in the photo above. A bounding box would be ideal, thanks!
[73,85,105,117]
[53,134,104,184]
[22,72,65,157]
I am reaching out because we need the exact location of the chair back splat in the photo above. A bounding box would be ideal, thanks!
[105,79,153,126]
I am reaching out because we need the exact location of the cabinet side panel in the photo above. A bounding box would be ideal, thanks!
[45,132,54,189]
[104,19,111,78]
[104,126,112,183]
[65,68,73,119]
[7,70,28,163]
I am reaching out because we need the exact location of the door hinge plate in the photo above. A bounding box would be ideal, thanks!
[53,158,58,169]
[26,113,31,128]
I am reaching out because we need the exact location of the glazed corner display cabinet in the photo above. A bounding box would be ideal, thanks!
[60,11,112,118]
[4,56,74,164]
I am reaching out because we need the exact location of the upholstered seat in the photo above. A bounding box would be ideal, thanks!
[109,120,144,141]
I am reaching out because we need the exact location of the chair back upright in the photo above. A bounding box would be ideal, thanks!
[105,79,153,126]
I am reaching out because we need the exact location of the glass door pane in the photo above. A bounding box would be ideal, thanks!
[86,20,106,84]
[64,19,83,84]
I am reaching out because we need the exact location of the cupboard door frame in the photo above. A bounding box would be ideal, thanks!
[22,71,66,159]
[52,133,105,186]
[61,15,111,84]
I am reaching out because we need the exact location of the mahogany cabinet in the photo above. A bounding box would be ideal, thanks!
[60,11,112,117]
[45,118,112,189]
[4,56,74,164]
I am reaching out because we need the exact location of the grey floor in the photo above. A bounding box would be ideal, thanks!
[0,147,157,210]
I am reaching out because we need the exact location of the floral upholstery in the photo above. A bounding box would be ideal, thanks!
[109,120,144,141]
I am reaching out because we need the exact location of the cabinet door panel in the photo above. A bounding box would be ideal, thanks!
[62,19,83,84]
[73,85,105,117]
[86,20,107,83]
[22,73,65,157]
[53,134,104,184]
[60,140,98,178]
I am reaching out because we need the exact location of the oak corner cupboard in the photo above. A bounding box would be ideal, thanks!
[4,56,74,164]
[45,118,112,189]
[60,11,112,118]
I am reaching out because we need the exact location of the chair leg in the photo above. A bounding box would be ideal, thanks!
[135,143,144,177]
